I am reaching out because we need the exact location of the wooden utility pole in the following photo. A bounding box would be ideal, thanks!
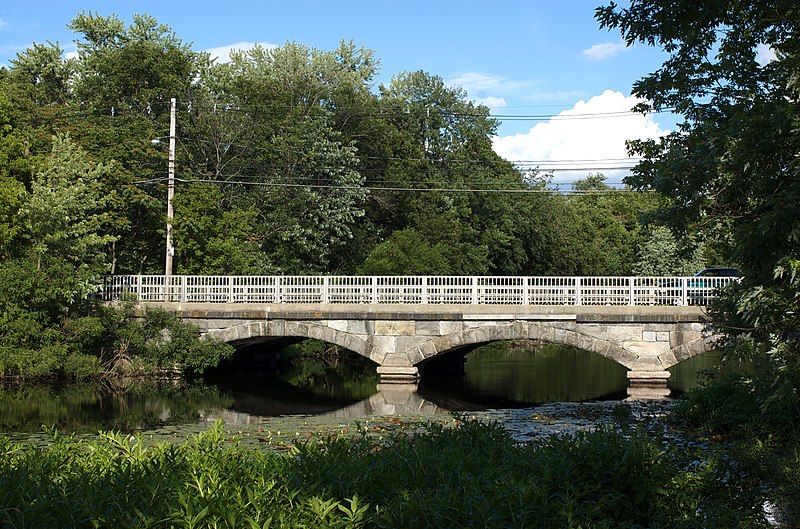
[165,97,177,287]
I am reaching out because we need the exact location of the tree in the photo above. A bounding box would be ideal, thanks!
[17,135,116,302]
[9,42,74,106]
[359,228,451,275]
[597,0,800,426]
[632,226,705,276]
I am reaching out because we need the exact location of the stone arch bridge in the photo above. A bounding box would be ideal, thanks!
[105,275,733,399]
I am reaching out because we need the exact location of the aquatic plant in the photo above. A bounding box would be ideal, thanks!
[0,419,770,528]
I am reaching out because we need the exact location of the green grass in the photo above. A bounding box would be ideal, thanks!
[0,418,771,529]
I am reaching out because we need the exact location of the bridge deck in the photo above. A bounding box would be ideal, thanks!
[137,302,710,323]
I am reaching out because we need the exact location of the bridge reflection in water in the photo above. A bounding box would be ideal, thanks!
[0,347,721,439]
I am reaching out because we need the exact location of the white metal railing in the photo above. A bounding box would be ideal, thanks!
[99,275,740,307]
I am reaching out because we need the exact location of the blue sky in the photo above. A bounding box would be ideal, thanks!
[0,1,673,181]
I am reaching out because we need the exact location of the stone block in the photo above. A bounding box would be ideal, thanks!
[623,342,658,357]
[656,331,670,342]
[327,320,349,332]
[381,353,413,367]
[617,351,639,369]
[590,338,610,356]
[446,331,465,348]
[490,324,513,341]
[431,336,451,354]
[687,338,707,355]
[512,320,528,337]
[346,320,368,335]
[344,335,367,356]
[553,328,570,345]
[268,319,285,336]
[368,348,387,365]
[658,350,678,368]
[550,320,578,331]
[418,340,438,358]
[642,330,657,342]
[527,325,543,340]
[538,325,556,343]
[375,321,415,336]
[233,325,249,340]
[370,335,396,355]
[248,322,264,337]
[565,331,582,348]
[626,370,671,400]
[376,366,419,381]
[673,344,690,362]
[607,346,626,363]
[577,334,595,352]
[440,321,463,335]
[406,348,424,365]
[395,336,427,354]
[605,325,642,342]
[415,321,440,336]
[465,327,491,344]
[630,357,662,371]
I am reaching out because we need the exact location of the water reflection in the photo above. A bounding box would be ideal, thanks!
[0,343,724,437]
[668,350,724,393]
[460,343,629,404]
[0,380,233,434]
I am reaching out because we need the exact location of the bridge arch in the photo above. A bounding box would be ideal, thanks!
[403,322,640,371]
[204,320,374,362]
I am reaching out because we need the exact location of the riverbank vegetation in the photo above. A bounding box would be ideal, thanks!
[0,420,772,528]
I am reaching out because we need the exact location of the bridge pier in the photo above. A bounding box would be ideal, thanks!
[376,366,420,382]
[626,370,671,399]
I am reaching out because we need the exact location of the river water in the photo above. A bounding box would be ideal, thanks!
[0,341,720,444]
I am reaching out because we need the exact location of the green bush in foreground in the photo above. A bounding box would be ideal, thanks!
[0,420,769,529]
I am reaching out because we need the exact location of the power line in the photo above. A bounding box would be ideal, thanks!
[186,102,670,121]
[132,176,646,195]
[177,136,642,169]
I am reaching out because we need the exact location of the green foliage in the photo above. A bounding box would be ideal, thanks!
[359,228,451,275]
[633,226,706,276]
[173,183,267,274]
[9,42,74,105]
[599,0,800,436]
[0,420,770,528]
[94,303,234,376]
[598,4,800,521]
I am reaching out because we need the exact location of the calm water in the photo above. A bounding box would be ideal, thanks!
[0,342,721,439]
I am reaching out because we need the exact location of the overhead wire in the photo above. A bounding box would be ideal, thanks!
[131,175,644,195]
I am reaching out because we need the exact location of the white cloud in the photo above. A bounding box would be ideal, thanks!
[204,41,277,64]
[582,41,626,60]
[492,90,668,182]
[525,90,586,102]
[449,72,505,92]
[755,43,777,66]
[64,50,79,60]
[474,96,507,109]
[447,71,536,94]
[0,18,7,29]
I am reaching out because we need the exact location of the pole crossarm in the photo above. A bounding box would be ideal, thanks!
[100,275,740,307]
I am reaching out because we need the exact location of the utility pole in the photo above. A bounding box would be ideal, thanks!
[165,97,176,290]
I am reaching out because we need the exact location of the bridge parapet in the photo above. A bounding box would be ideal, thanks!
[102,275,738,308]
